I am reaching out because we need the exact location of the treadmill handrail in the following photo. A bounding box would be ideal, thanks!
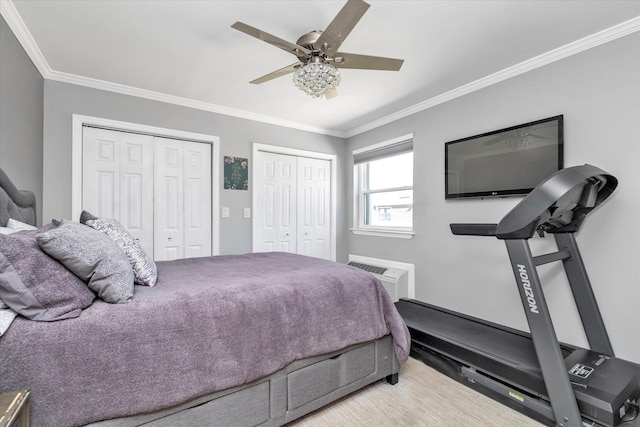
[450,223,497,236]
[495,164,617,239]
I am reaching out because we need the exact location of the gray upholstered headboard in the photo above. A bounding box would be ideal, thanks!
[0,168,37,227]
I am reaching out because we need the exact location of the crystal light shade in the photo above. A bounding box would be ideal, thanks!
[293,62,341,98]
[504,130,536,152]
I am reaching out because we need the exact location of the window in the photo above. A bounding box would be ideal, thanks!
[353,135,414,237]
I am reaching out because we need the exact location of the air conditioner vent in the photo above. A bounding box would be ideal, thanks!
[347,262,387,275]
[347,259,408,302]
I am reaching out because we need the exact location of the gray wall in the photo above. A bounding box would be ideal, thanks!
[347,32,640,363]
[0,15,43,224]
[42,81,349,259]
[3,12,638,362]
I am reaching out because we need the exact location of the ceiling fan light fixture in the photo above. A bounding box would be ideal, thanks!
[292,62,341,98]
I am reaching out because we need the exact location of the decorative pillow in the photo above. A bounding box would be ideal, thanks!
[79,210,97,224]
[36,221,134,304]
[0,225,96,321]
[7,218,37,231]
[81,210,157,287]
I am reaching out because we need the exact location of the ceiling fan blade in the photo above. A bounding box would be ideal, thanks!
[483,131,547,146]
[325,88,339,99]
[528,133,547,139]
[250,62,301,85]
[333,52,404,71]
[315,0,370,57]
[231,21,311,57]
[484,135,507,145]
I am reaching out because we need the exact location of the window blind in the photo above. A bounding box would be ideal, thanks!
[353,138,413,165]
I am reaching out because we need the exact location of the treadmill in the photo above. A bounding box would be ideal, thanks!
[396,164,640,427]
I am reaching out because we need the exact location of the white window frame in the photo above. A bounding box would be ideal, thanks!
[351,134,415,239]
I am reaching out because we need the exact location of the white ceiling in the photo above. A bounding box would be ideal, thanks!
[4,0,640,137]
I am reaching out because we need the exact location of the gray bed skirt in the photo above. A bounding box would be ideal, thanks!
[87,334,399,427]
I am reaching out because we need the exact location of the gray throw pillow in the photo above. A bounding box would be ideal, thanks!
[79,209,97,224]
[36,221,134,304]
[81,211,157,287]
[0,225,95,321]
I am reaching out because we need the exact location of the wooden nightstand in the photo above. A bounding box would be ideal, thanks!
[0,390,29,427]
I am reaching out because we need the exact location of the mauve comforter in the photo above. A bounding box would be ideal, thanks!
[0,252,410,427]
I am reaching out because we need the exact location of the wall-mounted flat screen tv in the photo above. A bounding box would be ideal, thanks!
[445,115,563,199]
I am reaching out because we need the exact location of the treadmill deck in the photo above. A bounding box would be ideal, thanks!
[396,299,640,427]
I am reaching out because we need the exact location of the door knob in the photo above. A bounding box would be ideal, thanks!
[168,237,172,242]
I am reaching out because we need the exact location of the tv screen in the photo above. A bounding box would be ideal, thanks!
[445,115,563,199]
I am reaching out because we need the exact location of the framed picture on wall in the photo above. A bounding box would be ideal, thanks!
[224,156,249,190]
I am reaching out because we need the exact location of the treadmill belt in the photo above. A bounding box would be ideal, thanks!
[397,299,552,381]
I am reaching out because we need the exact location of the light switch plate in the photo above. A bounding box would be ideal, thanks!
[243,208,251,218]
[222,207,229,218]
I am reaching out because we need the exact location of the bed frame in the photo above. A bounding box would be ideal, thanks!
[0,168,400,426]
[89,335,398,427]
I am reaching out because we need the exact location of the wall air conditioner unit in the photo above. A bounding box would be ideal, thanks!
[347,261,408,302]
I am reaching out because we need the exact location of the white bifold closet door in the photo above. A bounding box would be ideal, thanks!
[82,127,155,255]
[296,156,331,259]
[154,137,211,261]
[82,127,211,261]
[255,151,331,260]
[256,152,297,253]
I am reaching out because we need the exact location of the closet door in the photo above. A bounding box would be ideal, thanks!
[183,141,212,258]
[297,157,331,260]
[82,127,154,255]
[154,138,184,260]
[154,137,212,261]
[255,151,297,253]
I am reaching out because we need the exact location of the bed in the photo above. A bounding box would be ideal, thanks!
[0,168,411,427]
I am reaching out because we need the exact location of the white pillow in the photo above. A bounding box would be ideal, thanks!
[0,227,18,235]
[0,302,18,337]
[7,218,37,231]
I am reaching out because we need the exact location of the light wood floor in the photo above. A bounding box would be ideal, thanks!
[289,357,544,426]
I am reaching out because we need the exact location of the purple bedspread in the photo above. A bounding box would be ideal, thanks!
[0,252,410,426]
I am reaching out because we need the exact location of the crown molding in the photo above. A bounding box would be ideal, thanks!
[2,0,638,139]
[0,0,51,77]
[46,69,347,138]
[346,15,640,137]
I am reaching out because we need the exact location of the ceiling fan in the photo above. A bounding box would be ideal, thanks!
[231,0,404,99]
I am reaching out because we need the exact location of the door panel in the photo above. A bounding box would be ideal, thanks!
[297,157,331,260]
[154,138,184,261]
[83,128,154,255]
[119,132,154,255]
[122,173,143,228]
[83,127,120,220]
[255,151,297,253]
[183,141,212,258]
[281,184,293,228]
[96,171,117,218]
